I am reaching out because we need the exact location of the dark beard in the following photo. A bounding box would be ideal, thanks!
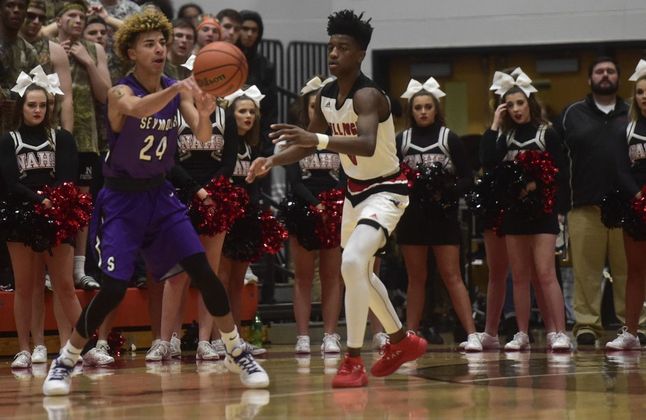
[591,79,618,95]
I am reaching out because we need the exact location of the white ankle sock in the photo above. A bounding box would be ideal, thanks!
[74,256,86,280]
[220,326,242,354]
[59,342,82,367]
[96,339,108,348]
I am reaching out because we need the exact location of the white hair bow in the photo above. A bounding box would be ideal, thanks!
[224,85,265,108]
[629,59,646,82]
[489,67,537,97]
[11,65,64,97]
[181,54,196,71]
[300,76,334,96]
[400,77,446,100]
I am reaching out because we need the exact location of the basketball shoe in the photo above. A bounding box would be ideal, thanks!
[370,331,427,377]
[332,354,368,388]
[224,343,270,388]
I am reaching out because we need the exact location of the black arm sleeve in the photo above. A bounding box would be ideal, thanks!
[447,132,474,194]
[260,63,278,158]
[0,134,42,203]
[214,123,238,178]
[54,129,78,185]
[395,131,404,162]
[545,128,571,214]
[613,130,640,199]
[285,163,319,205]
[479,129,506,169]
[167,162,201,198]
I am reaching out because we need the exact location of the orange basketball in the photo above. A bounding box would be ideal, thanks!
[193,41,248,97]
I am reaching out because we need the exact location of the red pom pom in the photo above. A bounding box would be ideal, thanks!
[259,210,288,257]
[400,162,419,190]
[35,182,93,246]
[313,188,344,249]
[189,176,249,235]
[107,330,127,357]
[516,150,559,215]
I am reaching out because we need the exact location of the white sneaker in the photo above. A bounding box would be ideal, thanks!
[551,332,573,352]
[42,359,74,396]
[170,332,182,358]
[11,350,32,368]
[243,340,267,356]
[44,274,53,291]
[459,332,500,350]
[224,343,270,388]
[197,341,220,360]
[32,345,48,363]
[606,327,641,351]
[295,335,311,354]
[145,341,170,361]
[212,339,227,358]
[464,333,483,352]
[321,333,341,354]
[83,343,115,366]
[372,332,389,351]
[546,332,557,350]
[244,267,259,284]
[504,332,531,351]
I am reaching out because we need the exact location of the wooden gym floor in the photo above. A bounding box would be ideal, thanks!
[1,342,644,419]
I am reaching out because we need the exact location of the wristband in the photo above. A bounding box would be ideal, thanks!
[316,133,330,150]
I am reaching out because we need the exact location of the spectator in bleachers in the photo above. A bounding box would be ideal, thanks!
[215,8,240,45]
[19,0,73,131]
[55,0,110,290]
[193,13,219,54]
[165,17,194,80]
[176,2,201,26]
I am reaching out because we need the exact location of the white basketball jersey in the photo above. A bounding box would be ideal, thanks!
[319,74,400,181]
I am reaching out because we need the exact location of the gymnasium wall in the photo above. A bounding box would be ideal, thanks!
[189,0,646,73]
[190,1,646,134]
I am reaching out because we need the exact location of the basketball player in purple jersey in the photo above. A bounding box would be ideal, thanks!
[247,10,427,388]
[42,9,269,396]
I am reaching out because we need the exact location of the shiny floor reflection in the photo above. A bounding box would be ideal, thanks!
[2,346,646,419]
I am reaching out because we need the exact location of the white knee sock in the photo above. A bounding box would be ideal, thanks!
[341,224,402,348]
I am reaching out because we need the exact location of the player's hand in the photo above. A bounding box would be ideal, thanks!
[491,103,507,131]
[195,91,216,116]
[174,76,202,96]
[269,124,318,148]
[246,157,273,183]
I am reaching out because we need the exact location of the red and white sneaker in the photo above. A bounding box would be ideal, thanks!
[331,354,368,388]
[370,331,427,377]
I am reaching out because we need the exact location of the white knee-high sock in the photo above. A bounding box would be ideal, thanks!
[341,224,402,348]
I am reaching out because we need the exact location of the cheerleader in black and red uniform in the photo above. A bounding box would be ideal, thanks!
[0,80,82,368]
[286,76,343,355]
[144,93,238,362]
[481,68,571,351]
[606,61,646,350]
[396,78,481,351]
[219,86,272,356]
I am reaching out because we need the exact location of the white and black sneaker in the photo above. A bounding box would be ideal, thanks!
[224,344,270,388]
[42,359,74,396]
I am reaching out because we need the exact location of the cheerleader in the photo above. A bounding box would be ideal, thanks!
[1,78,82,368]
[219,85,269,355]
[286,76,343,354]
[396,78,481,351]
[145,89,237,361]
[481,68,571,351]
[606,61,646,350]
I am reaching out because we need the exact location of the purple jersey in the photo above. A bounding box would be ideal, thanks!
[103,74,180,179]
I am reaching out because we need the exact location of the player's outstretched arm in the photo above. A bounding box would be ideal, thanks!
[179,79,217,143]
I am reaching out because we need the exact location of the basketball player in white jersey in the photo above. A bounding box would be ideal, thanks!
[246,10,427,388]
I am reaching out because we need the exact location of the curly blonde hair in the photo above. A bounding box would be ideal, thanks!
[114,8,173,62]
